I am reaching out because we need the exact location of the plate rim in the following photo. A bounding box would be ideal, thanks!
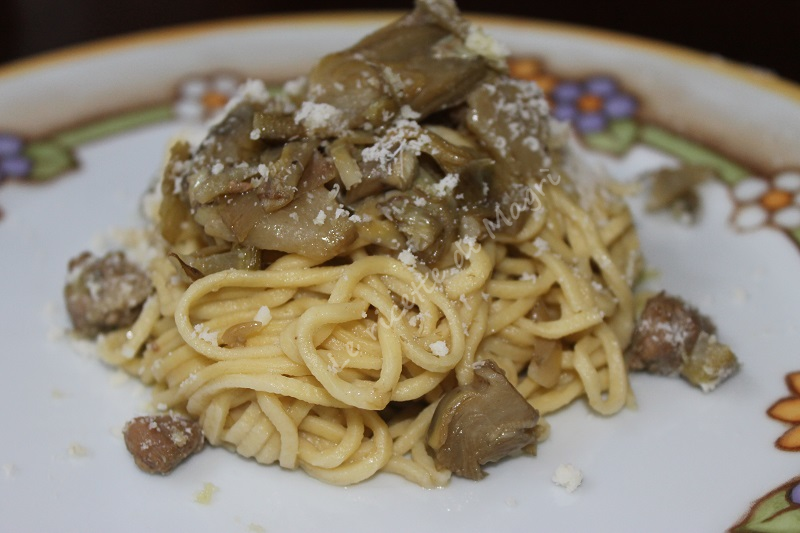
[2,10,799,104]
[1,10,798,531]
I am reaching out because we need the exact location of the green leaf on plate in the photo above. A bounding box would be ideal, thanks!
[24,140,76,181]
[54,105,173,148]
[791,228,800,247]
[730,479,800,533]
[639,124,750,184]
[582,118,639,155]
[20,104,174,182]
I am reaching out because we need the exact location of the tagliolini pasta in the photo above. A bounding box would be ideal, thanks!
[96,178,640,486]
[77,0,642,487]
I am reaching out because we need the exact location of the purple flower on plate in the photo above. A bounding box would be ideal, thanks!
[0,133,32,183]
[551,75,638,134]
[792,482,800,505]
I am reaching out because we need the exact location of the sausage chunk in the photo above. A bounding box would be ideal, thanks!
[627,291,715,375]
[627,291,739,391]
[64,251,152,337]
[123,415,204,475]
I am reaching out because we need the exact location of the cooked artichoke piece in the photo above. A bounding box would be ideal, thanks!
[526,337,563,389]
[159,141,200,245]
[171,245,261,281]
[191,103,263,179]
[252,111,305,142]
[645,165,713,224]
[305,0,497,130]
[680,332,740,393]
[155,0,543,265]
[465,76,551,193]
[526,301,563,388]
[238,186,356,261]
[378,190,457,265]
[427,360,539,480]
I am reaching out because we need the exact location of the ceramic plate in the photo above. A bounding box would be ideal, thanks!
[1,11,799,533]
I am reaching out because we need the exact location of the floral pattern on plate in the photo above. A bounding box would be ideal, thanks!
[768,372,800,451]
[731,172,800,234]
[0,133,32,183]
[729,476,800,532]
[1,54,799,526]
[727,372,800,531]
[174,73,243,122]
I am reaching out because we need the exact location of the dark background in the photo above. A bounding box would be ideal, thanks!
[1,1,798,84]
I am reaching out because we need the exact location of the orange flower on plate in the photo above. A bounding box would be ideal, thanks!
[731,172,800,231]
[768,371,800,451]
[174,73,242,122]
[507,57,559,94]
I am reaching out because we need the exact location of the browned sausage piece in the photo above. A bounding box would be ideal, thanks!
[64,251,152,337]
[123,415,204,475]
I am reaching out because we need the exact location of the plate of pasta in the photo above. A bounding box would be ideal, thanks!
[2,2,800,532]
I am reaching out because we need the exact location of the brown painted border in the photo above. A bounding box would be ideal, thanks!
[2,11,799,103]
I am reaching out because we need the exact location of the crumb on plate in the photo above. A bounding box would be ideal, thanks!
[552,463,582,492]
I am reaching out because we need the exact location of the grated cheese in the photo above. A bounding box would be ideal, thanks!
[399,104,421,120]
[193,323,218,345]
[552,463,583,492]
[361,119,432,175]
[429,341,449,357]
[464,26,510,67]
[254,306,272,326]
[282,76,307,97]
[533,237,550,256]
[177,371,198,389]
[295,101,345,135]
[432,173,459,197]
[398,248,417,266]
[313,210,327,225]
[237,79,271,103]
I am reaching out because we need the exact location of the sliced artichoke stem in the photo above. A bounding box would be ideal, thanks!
[384,148,419,191]
[159,141,197,244]
[170,246,261,282]
[253,111,304,142]
[422,128,482,174]
[273,140,319,191]
[526,337,562,388]
[169,253,205,282]
[424,124,479,149]
[329,139,364,190]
